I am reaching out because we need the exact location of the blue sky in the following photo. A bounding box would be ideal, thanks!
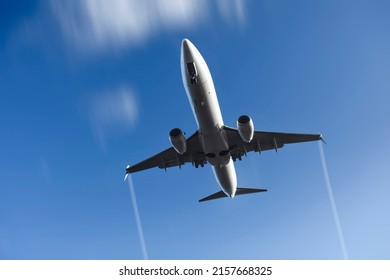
[1,0,389,260]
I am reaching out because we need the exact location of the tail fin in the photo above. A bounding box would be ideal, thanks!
[199,187,267,202]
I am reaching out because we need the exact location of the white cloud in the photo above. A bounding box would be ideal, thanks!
[89,87,138,149]
[50,0,247,51]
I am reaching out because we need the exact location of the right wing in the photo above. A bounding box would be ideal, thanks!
[223,126,323,161]
[125,131,207,175]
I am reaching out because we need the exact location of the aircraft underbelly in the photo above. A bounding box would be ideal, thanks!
[187,80,230,167]
[186,80,222,133]
[181,39,238,197]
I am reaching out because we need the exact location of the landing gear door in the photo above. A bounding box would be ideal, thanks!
[186,62,198,85]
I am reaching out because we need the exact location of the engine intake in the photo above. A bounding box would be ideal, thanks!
[237,115,254,142]
[169,128,187,154]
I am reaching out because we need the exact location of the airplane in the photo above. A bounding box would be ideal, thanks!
[125,38,324,202]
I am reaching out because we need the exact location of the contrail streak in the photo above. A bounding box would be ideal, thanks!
[127,175,148,260]
[318,141,348,260]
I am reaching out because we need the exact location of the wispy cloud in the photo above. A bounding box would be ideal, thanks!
[89,86,138,149]
[50,0,247,51]
[217,0,247,24]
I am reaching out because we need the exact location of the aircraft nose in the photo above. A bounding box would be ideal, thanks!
[182,38,190,49]
[181,38,190,53]
[180,38,210,86]
[181,38,194,62]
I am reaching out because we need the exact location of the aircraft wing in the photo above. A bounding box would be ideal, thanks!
[126,131,207,175]
[223,126,323,161]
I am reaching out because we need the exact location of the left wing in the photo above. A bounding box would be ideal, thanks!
[126,131,207,175]
[223,126,323,161]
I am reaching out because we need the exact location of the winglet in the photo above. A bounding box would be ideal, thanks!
[124,165,130,181]
[319,134,327,145]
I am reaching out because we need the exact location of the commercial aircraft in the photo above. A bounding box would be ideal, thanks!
[125,39,323,202]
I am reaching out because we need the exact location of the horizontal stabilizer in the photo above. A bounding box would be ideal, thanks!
[236,187,267,196]
[199,187,267,202]
[199,191,227,202]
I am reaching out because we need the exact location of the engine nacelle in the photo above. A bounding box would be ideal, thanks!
[169,128,187,154]
[237,115,254,143]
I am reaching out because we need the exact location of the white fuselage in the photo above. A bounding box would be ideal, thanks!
[180,39,237,198]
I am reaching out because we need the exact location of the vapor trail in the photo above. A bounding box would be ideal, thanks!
[127,175,148,260]
[318,141,348,260]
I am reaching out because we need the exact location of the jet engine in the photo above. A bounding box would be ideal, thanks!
[169,128,187,154]
[237,115,254,142]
